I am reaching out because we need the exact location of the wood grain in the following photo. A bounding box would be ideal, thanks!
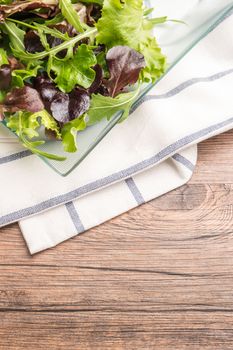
[1,130,233,349]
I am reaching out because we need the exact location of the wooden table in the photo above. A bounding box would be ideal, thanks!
[1,130,233,349]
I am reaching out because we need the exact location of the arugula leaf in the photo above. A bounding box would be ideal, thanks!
[2,21,25,51]
[61,116,86,152]
[59,0,84,33]
[96,0,166,83]
[87,86,140,125]
[50,43,97,92]
[11,27,97,61]
[21,22,71,56]
[34,23,70,41]
[44,13,64,25]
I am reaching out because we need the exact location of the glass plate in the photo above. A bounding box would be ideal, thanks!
[2,0,233,176]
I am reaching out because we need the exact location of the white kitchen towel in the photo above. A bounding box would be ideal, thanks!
[0,1,233,254]
[19,146,197,253]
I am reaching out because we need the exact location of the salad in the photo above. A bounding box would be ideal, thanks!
[0,0,166,160]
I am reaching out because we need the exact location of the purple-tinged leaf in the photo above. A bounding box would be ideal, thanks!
[24,30,44,53]
[88,64,103,94]
[50,92,69,123]
[69,87,90,120]
[34,75,58,110]
[0,0,58,22]
[4,86,44,113]
[34,75,90,123]
[104,46,145,97]
[0,64,11,90]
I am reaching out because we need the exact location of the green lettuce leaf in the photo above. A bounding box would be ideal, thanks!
[7,110,65,160]
[0,0,13,4]
[0,48,8,66]
[87,86,140,125]
[0,91,6,103]
[96,0,166,83]
[50,43,97,92]
[12,65,41,88]
[61,116,86,152]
